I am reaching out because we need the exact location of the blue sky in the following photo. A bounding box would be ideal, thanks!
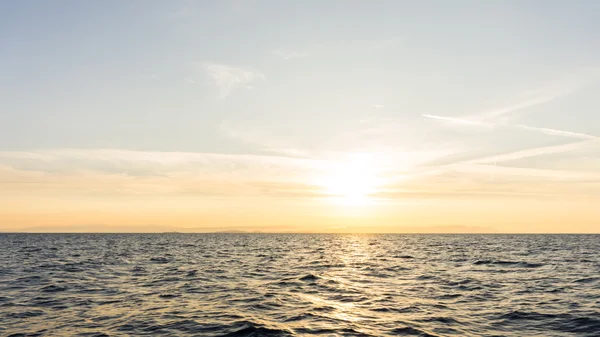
[1,1,599,232]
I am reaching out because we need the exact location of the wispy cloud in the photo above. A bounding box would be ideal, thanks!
[219,121,310,158]
[421,114,493,127]
[424,69,600,129]
[410,113,600,196]
[0,145,598,203]
[200,63,265,99]
[0,149,330,198]
[386,153,600,200]
[476,91,568,122]
[466,138,600,165]
[372,104,385,109]
[423,113,598,140]
[423,91,568,127]
[476,69,600,122]
[421,68,600,140]
[272,49,310,60]
[452,163,600,181]
[515,125,597,140]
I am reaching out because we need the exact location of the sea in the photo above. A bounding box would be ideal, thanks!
[1,234,599,336]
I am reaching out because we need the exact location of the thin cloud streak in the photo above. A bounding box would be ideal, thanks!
[515,125,597,140]
[219,121,311,158]
[452,163,600,181]
[0,146,598,202]
[421,114,492,127]
[0,149,325,171]
[474,69,599,122]
[423,114,598,140]
[424,69,600,129]
[415,112,599,187]
[200,62,265,99]
[466,138,600,165]
[477,92,567,121]
[0,149,335,198]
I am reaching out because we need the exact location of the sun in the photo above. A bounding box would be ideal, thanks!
[317,154,383,206]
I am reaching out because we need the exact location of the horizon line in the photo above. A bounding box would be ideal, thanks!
[1,232,599,235]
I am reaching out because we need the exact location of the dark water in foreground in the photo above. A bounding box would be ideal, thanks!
[1,234,599,337]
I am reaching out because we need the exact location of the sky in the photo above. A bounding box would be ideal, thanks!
[1,0,599,233]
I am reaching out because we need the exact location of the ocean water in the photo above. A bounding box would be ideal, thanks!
[1,234,599,337]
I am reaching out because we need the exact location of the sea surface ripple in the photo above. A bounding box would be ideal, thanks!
[1,234,599,336]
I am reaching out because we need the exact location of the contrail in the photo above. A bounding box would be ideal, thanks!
[466,138,599,165]
[421,114,491,127]
[423,114,598,141]
[515,124,597,140]
[422,112,600,166]
[478,93,566,120]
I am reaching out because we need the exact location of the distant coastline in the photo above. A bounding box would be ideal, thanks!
[1,231,599,235]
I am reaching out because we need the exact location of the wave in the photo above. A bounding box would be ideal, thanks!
[217,321,293,337]
[497,311,600,334]
[40,284,67,293]
[473,260,544,268]
[2,233,599,336]
[391,326,440,336]
[298,273,320,281]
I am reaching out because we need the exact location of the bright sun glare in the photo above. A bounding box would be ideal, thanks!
[318,154,383,206]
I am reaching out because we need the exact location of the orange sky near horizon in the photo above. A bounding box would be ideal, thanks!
[2,192,598,233]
